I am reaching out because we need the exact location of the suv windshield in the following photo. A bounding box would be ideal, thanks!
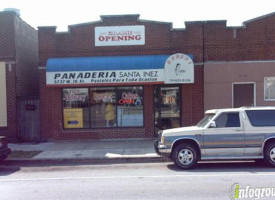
[196,114,215,127]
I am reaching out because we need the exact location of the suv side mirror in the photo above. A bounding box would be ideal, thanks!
[209,121,216,128]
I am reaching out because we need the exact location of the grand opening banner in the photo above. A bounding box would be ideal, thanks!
[95,25,145,46]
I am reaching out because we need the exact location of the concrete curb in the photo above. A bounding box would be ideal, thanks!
[5,156,170,166]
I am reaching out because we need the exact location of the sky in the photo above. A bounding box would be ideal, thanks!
[1,0,275,31]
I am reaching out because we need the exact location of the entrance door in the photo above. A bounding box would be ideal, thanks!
[154,86,181,136]
[17,97,40,142]
[233,83,255,108]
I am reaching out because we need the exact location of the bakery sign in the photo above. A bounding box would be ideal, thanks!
[95,25,145,46]
[46,54,194,86]
[164,53,194,84]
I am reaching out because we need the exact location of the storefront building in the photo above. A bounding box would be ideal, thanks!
[1,11,275,141]
[0,9,39,142]
[38,13,275,141]
[38,15,204,140]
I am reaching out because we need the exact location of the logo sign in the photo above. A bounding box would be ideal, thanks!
[164,53,194,84]
[118,92,142,106]
[229,183,275,200]
[95,25,145,46]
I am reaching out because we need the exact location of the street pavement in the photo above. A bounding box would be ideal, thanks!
[1,162,274,200]
[8,138,162,162]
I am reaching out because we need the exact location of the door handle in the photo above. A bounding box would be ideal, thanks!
[195,134,202,137]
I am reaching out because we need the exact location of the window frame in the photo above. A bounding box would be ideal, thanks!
[90,87,117,128]
[264,77,275,101]
[62,86,145,129]
[213,112,241,128]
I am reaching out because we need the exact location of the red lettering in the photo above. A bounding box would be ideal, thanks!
[117,36,124,41]
[98,36,105,41]
[105,36,111,41]
[128,35,135,40]
[98,35,142,42]
[118,99,136,105]
[135,35,141,40]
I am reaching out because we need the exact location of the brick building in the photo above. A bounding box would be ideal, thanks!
[37,13,275,141]
[0,9,39,142]
[2,11,275,141]
[38,15,204,140]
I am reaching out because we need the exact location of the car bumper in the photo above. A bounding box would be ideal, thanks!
[154,140,171,157]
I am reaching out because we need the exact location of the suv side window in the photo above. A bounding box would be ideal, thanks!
[246,110,275,127]
[215,112,240,128]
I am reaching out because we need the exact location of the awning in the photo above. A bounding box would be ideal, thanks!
[46,55,170,72]
[46,54,194,87]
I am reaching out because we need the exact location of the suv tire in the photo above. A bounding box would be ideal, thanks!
[172,143,198,169]
[264,142,275,167]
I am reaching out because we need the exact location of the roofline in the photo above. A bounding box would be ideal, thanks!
[37,12,275,33]
[69,14,173,29]
[100,14,140,19]
[243,12,275,25]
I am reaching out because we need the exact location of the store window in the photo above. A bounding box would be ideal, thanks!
[264,77,275,101]
[63,88,89,128]
[63,86,143,129]
[117,87,143,127]
[90,87,116,127]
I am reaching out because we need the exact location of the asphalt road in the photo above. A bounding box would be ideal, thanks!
[0,160,275,200]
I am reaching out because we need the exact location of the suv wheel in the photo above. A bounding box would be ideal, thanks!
[172,143,198,169]
[264,142,275,167]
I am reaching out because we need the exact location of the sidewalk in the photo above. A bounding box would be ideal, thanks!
[8,139,164,163]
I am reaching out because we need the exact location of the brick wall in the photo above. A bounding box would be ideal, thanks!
[14,15,39,97]
[0,11,38,141]
[203,13,275,61]
[0,12,15,61]
[38,15,204,140]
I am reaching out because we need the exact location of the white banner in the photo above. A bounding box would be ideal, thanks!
[46,69,163,85]
[95,25,145,46]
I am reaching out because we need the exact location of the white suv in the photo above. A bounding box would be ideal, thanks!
[154,107,275,169]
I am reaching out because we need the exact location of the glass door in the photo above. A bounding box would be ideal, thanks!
[154,86,181,136]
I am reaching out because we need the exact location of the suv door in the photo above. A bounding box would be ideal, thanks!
[203,112,245,158]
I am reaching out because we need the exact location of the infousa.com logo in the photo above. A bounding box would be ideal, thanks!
[230,183,275,199]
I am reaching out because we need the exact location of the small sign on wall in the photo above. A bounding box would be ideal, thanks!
[63,108,84,128]
[164,53,194,84]
[95,25,145,46]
